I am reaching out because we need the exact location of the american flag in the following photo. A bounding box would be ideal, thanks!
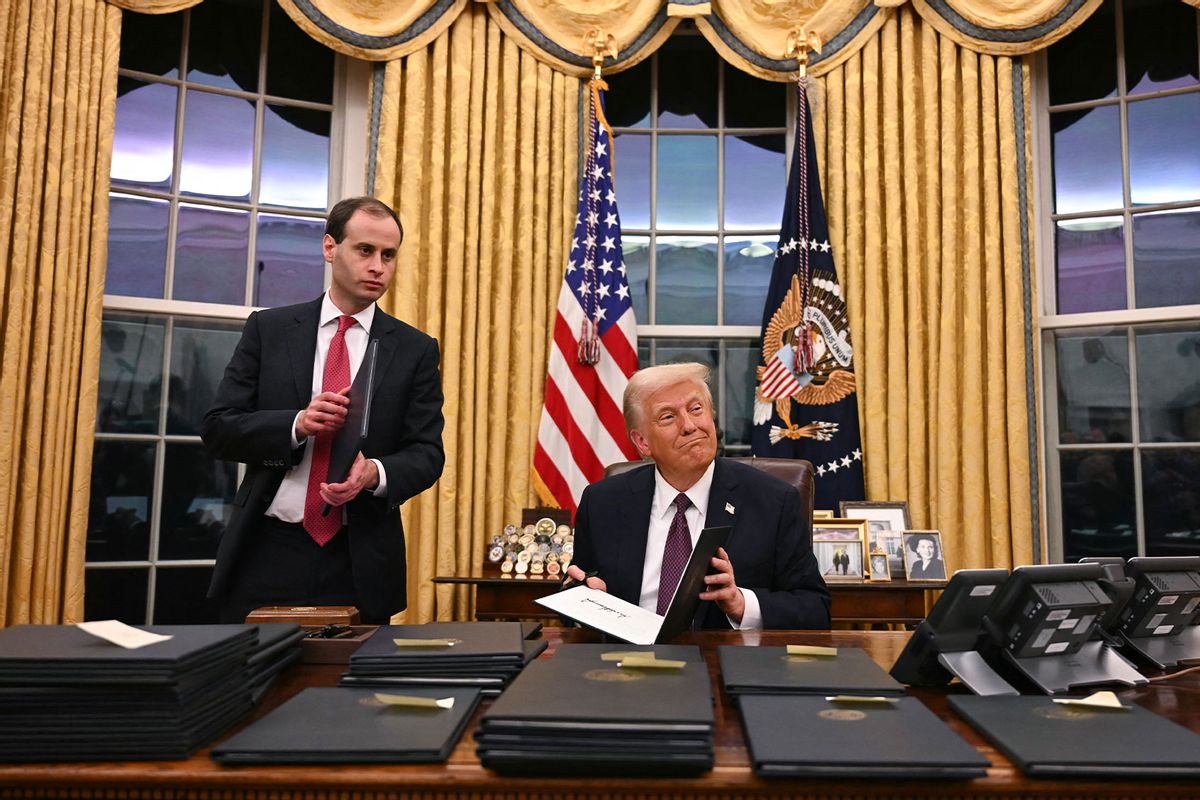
[532,79,639,513]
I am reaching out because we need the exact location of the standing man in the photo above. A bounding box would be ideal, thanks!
[566,363,829,630]
[202,197,444,624]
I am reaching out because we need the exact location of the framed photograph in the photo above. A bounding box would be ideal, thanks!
[813,509,835,520]
[812,519,867,583]
[839,500,911,576]
[902,530,948,582]
[867,550,892,582]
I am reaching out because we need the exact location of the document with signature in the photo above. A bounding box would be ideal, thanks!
[534,525,730,645]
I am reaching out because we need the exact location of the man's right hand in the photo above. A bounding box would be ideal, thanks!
[295,385,351,439]
[564,564,607,592]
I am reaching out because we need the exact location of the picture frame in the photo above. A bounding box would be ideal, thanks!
[901,530,948,582]
[811,519,868,584]
[813,509,835,520]
[838,500,912,577]
[867,550,892,582]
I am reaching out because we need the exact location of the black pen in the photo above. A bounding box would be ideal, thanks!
[560,569,599,591]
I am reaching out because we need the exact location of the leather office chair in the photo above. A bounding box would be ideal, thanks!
[602,457,815,545]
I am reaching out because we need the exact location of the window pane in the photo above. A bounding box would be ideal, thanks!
[613,134,650,229]
[724,64,786,129]
[97,316,164,434]
[266,2,333,104]
[1128,93,1200,206]
[723,340,761,448]
[167,318,245,435]
[159,444,237,561]
[1056,217,1126,314]
[623,235,650,325]
[186,0,262,93]
[1060,450,1137,561]
[657,38,717,129]
[1051,106,1123,214]
[1135,327,1200,443]
[85,568,148,624]
[254,214,326,307]
[657,135,717,230]
[260,105,329,209]
[179,90,254,201]
[1047,2,1116,105]
[1143,449,1200,555]
[724,134,785,231]
[1124,0,1199,96]
[173,204,250,304]
[153,567,220,624]
[654,237,716,324]
[604,58,651,128]
[651,339,718,369]
[111,79,176,192]
[87,441,156,562]
[723,238,775,325]
[1133,209,1200,309]
[119,11,181,78]
[105,194,169,299]
[1056,331,1132,443]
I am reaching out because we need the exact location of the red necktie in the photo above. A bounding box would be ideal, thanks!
[656,493,693,615]
[303,314,354,546]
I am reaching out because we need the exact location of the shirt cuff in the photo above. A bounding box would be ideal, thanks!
[729,588,762,630]
[291,412,305,449]
[370,459,388,497]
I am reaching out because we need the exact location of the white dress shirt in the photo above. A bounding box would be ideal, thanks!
[638,460,762,629]
[265,293,388,522]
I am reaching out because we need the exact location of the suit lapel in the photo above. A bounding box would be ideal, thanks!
[612,465,655,604]
[366,309,400,395]
[286,298,322,406]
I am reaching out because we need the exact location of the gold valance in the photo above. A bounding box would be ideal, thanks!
[106,0,1122,71]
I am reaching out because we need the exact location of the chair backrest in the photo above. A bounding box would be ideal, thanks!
[603,457,815,544]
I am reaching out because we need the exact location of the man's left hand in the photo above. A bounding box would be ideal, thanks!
[320,452,379,507]
[700,546,744,623]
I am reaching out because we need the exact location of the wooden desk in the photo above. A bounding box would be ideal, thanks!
[433,574,942,625]
[3,629,1198,799]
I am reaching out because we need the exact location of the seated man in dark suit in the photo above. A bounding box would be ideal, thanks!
[565,362,830,630]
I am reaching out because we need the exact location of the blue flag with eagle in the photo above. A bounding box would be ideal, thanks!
[751,80,865,510]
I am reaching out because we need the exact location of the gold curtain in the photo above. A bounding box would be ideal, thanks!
[0,0,119,624]
[814,5,1036,570]
[372,4,578,622]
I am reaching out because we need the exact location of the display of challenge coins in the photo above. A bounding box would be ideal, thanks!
[485,517,574,579]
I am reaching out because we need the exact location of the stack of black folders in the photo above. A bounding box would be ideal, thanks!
[721,645,987,779]
[340,622,547,696]
[475,644,714,776]
[211,686,482,765]
[949,695,1200,778]
[0,624,258,762]
[247,623,305,705]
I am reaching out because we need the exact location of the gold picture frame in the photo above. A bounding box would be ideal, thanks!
[867,550,892,582]
[813,509,835,520]
[811,519,868,584]
[838,500,911,577]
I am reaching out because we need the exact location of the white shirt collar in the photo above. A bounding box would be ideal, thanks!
[320,292,376,333]
[652,459,716,519]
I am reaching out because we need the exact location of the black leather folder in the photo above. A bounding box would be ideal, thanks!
[212,687,482,765]
[719,645,906,696]
[739,695,989,778]
[350,622,526,666]
[948,695,1200,777]
[323,339,379,498]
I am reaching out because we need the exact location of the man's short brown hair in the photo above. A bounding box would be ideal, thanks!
[324,197,403,243]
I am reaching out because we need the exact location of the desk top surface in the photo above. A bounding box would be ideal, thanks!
[1,628,1197,799]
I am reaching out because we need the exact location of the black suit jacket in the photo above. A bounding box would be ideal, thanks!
[571,458,830,630]
[200,296,445,620]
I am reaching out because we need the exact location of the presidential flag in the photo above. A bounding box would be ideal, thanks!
[751,79,865,510]
[532,78,639,513]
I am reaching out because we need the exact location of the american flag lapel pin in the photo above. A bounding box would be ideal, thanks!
[725,502,735,515]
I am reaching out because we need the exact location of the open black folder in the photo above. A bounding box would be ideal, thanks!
[321,338,378,516]
[534,526,730,645]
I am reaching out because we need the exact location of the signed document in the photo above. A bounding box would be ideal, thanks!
[535,525,730,645]
[536,586,665,645]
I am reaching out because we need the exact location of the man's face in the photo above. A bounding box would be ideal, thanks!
[324,209,401,314]
[916,539,935,560]
[629,379,718,486]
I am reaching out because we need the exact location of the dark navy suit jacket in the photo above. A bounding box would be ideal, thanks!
[571,458,831,630]
[200,296,444,621]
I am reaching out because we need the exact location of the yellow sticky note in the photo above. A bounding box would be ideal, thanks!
[619,656,686,670]
[1052,691,1129,711]
[601,651,652,662]
[392,638,456,648]
[787,644,837,657]
[825,695,899,706]
[374,693,454,709]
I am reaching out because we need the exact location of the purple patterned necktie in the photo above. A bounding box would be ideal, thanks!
[656,493,693,615]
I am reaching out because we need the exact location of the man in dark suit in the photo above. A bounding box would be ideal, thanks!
[565,363,830,630]
[202,197,444,624]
